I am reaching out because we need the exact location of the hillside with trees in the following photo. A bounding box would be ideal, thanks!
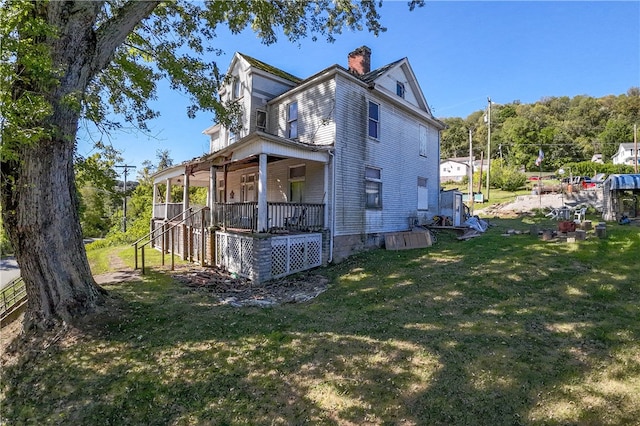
[440,88,640,172]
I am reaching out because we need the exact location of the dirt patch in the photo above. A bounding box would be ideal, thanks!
[172,268,329,307]
[94,270,142,285]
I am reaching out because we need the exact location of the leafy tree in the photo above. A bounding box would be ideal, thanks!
[599,118,633,159]
[0,0,422,331]
[75,145,122,237]
[440,117,468,158]
[490,159,527,192]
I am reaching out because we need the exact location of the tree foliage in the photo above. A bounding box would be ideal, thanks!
[0,0,418,331]
[440,89,640,172]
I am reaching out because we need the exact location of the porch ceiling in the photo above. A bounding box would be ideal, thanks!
[153,131,331,186]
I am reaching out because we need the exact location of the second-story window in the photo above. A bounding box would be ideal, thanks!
[368,101,379,139]
[419,125,428,157]
[256,110,267,132]
[396,82,405,98]
[232,77,241,99]
[287,102,298,139]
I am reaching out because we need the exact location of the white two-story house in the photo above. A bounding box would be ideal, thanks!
[149,46,445,282]
[612,143,639,166]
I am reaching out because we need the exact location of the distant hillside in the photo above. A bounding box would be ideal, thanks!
[440,88,639,171]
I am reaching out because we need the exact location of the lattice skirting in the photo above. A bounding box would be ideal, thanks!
[215,232,322,282]
[271,234,322,279]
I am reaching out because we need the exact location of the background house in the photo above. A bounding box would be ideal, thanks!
[612,143,639,166]
[149,46,445,281]
[440,157,473,182]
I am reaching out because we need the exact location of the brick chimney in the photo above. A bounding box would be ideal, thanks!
[347,46,371,76]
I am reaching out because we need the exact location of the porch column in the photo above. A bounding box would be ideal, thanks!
[164,178,171,220]
[182,169,190,220]
[257,153,268,232]
[152,182,159,219]
[324,162,329,228]
[209,165,216,225]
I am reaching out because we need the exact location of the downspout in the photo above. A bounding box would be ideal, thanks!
[328,149,336,263]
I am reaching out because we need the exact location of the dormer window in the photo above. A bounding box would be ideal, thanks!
[396,81,405,98]
[287,102,298,139]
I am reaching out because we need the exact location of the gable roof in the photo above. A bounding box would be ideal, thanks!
[360,58,405,84]
[358,57,433,116]
[238,53,302,84]
[617,143,636,150]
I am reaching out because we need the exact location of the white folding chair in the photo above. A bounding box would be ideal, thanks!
[574,207,586,222]
[545,207,559,220]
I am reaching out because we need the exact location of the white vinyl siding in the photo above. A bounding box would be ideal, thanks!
[270,78,335,146]
[334,74,440,236]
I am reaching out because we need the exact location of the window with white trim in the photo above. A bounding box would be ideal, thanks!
[218,179,225,202]
[417,177,428,210]
[256,110,267,132]
[232,77,241,99]
[368,101,379,139]
[289,164,306,203]
[241,173,257,202]
[396,81,405,98]
[365,166,382,209]
[287,102,298,139]
[419,125,428,157]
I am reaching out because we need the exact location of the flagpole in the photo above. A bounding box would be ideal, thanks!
[536,147,543,211]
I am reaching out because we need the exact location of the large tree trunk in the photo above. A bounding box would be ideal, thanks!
[1,1,159,331]
[10,134,106,330]
[3,2,106,330]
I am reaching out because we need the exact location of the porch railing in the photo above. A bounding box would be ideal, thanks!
[153,203,183,220]
[211,202,324,232]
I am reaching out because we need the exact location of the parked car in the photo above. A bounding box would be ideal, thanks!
[581,177,596,189]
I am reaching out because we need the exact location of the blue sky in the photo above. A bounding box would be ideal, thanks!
[77,1,640,174]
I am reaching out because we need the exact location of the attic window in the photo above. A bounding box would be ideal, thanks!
[396,82,405,99]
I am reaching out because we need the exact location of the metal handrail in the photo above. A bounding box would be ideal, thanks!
[132,207,192,247]
[133,206,209,274]
[1,276,27,320]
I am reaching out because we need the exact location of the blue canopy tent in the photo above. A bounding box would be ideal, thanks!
[602,174,640,221]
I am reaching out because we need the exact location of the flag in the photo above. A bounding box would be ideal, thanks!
[535,148,544,167]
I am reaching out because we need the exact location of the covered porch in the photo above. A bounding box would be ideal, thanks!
[147,132,331,282]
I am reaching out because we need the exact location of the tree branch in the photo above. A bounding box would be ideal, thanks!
[92,1,160,75]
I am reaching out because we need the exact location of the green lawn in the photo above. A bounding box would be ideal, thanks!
[2,219,640,425]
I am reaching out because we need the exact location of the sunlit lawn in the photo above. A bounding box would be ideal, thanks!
[2,219,639,425]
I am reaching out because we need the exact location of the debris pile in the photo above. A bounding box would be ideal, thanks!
[172,268,329,308]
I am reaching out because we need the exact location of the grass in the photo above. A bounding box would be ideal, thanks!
[2,218,640,425]
[441,182,532,206]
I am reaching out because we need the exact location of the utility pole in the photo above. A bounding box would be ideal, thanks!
[468,128,474,216]
[485,97,492,202]
[116,164,136,232]
[634,124,638,173]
